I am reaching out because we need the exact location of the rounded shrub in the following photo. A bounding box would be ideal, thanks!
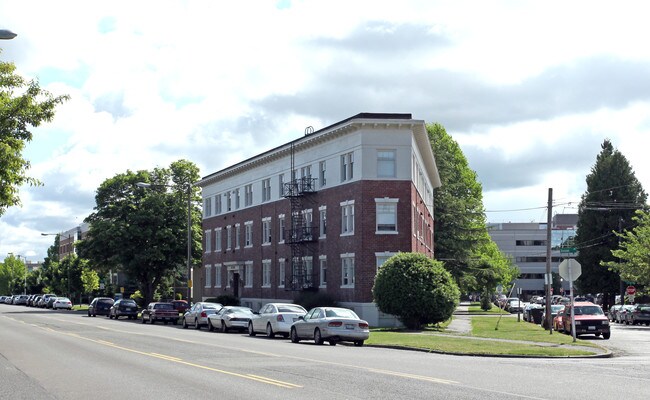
[372,252,460,330]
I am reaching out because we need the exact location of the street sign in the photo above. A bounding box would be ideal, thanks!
[559,259,582,281]
[626,286,636,295]
[560,247,577,253]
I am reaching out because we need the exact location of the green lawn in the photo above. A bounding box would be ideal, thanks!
[467,304,510,314]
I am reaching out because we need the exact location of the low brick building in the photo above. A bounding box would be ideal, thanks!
[196,113,440,326]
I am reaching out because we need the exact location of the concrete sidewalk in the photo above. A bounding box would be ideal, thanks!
[446,301,472,334]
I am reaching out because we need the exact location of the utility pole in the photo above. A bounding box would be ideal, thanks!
[545,188,553,333]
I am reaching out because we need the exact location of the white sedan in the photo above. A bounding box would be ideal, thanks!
[52,297,72,310]
[290,307,369,346]
[248,303,307,338]
[207,306,254,333]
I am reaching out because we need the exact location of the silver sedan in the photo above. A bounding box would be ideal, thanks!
[290,307,369,347]
[248,303,307,338]
[208,306,254,333]
[182,302,222,329]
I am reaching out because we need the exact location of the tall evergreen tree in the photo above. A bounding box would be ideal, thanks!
[427,123,516,291]
[575,139,647,304]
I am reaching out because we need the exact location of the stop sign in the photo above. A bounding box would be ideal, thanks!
[626,286,636,295]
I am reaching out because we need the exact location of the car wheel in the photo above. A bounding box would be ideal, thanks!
[182,318,188,329]
[248,322,256,336]
[141,316,146,324]
[266,323,275,339]
[87,311,91,317]
[220,320,228,333]
[150,318,155,325]
[354,341,364,347]
[603,332,611,339]
[290,327,300,343]
[194,318,200,330]
[646,322,650,326]
[314,328,324,345]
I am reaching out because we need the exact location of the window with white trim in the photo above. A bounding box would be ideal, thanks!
[301,165,311,179]
[215,194,222,215]
[262,217,272,245]
[278,173,285,197]
[319,206,327,238]
[234,188,240,209]
[215,228,222,252]
[278,214,285,243]
[375,198,398,233]
[204,230,212,253]
[215,264,222,287]
[341,201,355,235]
[235,223,241,249]
[205,265,212,288]
[319,161,326,187]
[376,252,396,272]
[262,260,271,287]
[244,184,253,207]
[278,259,286,288]
[244,261,253,287]
[304,256,313,286]
[340,152,354,182]
[226,225,232,250]
[377,149,396,178]
[204,197,212,217]
[319,256,327,287]
[262,178,271,202]
[226,191,232,212]
[341,254,355,288]
[245,221,253,247]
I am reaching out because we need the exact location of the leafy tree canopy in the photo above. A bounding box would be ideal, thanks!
[78,159,201,304]
[575,139,647,296]
[604,210,650,288]
[0,55,69,216]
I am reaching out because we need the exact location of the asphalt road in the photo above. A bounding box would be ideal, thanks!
[1,304,649,400]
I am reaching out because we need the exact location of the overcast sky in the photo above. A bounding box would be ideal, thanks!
[2,1,650,262]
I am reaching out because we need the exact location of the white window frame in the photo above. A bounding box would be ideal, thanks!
[215,228,222,252]
[319,206,327,238]
[278,258,286,288]
[262,178,271,202]
[340,200,355,236]
[319,160,326,187]
[234,188,240,210]
[215,264,222,287]
[244,184,253,207]
[341,253,355,288]
[278,173,284,197]
[375,252,396,273]
[304,256,313,286]
[204,197,212,217]
[262,259,271,288]
[215,194,222,215]
[319,255,327,288]
[278,214,285,243]
[245,261,253,288]
[226,225,232,250]
[375,198,399,234]
[204,230,212,253]
[226,191,232,212]
[377,149,396,178]
[245,221,253,248]
[205,264,212,288]
[340,152,354,182]
[235,223,241,249]
[262,217,272,245]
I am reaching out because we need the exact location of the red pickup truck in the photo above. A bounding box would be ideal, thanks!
[141,302,179,325]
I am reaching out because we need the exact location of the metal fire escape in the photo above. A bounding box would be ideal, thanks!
[283,136,317,291]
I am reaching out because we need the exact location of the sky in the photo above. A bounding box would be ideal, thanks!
[2,0,650,262]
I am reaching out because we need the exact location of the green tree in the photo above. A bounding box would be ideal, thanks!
[575,139,647,305]
[604,210,650,288]
[78,159,201,305]
[0,254,26,294]
[372,252,460,329]
[81,268,100,297]
[0,55,69,216]
[427,123,515,291]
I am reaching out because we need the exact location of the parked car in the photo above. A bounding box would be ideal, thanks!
[38,294,57,308]
[562,302,610,339]
[88,297,115,317]
[523,303,543,322]
[616,305,635,324]
[0,295,6,303]
[13,295,30,305]
[248,303,308,338]
[5,295,15,304]
[171,300,189,314]
[541,305,565,329]
[109,299,139,320]
[608,304,622,321]
[506,299,524,313]
[45,296,59,309]
[52,297,73,310]
[290,307,370,347]
[182,302,222,329]
[141,302,178,325]
[208,306,254,332]
[625,304,650,326]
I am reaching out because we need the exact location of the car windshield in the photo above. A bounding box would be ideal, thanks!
[278,305,306,313]
[154,303,174,310]
[203,303,220,309]
[573,306,603,315]
[98,299,113,304]
[325,309,358,319]
[229,307,253,314]
[639,306,650,312]
[551,305,564,312]
[121,300,136,305]
[57,298,70,302]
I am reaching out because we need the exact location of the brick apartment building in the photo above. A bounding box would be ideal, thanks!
[196,113,440,326]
